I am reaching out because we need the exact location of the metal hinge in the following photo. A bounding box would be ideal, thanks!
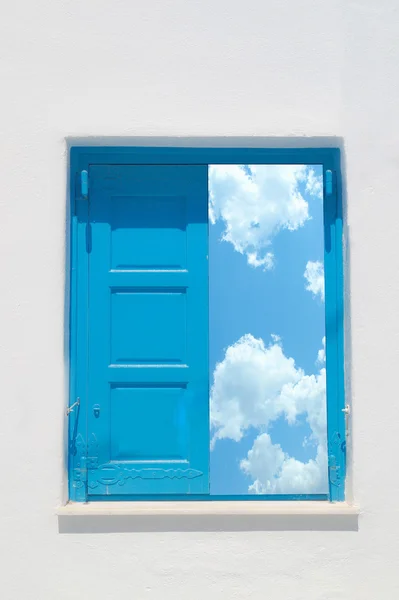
[72,433,98,502]
[81,170,89,199]
[328,431,346,496]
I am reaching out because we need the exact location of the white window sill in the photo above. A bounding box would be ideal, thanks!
[57,501,359,533]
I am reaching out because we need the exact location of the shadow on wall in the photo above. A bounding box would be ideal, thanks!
[66,135,345,150]
[58,513,359,534]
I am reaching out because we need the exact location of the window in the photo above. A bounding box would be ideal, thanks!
[68,147,345,503]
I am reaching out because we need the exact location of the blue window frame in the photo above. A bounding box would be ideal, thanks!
[68,146,345,503]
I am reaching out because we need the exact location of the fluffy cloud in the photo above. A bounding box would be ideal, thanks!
[210,334,328,493]
[210,335,301,445]
[241,434,327,494]
[304,168,323,199]
[304,260,325,301]
[209,165,320,270]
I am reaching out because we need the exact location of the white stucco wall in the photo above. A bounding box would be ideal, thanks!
[1,0,399,598]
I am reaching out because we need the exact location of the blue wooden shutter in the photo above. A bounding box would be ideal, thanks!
[86,165,209,496]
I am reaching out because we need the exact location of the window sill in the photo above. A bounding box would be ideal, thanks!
[57,501,359,533]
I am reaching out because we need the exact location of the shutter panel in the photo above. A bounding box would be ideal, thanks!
[86,165,209,496]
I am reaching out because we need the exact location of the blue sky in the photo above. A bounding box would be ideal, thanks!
[208,165,327,495]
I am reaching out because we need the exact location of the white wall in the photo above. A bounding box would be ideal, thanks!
[1,0,399,598]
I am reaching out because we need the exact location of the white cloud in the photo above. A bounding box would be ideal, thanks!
[209,165,321,270]
[240,434,327,494]
[317,336,326,365]
[277,366,327,446]
[240,434,286,492]
[303,168,323,200]
[247,251,274,270]
[210,334,301,446]
[210,335,328,493]
[271,333,281,343]
[304,260,325,301]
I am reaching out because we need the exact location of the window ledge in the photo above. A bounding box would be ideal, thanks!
[57,501,359,533]
[58,500,358,517]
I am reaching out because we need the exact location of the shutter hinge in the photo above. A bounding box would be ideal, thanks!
[328,431,346,490]
[81,170,89,199]
[72,433,98,501]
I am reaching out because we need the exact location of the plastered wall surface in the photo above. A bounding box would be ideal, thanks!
[1,1,399,598]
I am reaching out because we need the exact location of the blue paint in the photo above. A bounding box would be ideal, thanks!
[69,147,345,502]
[81,169,88,198]
[69,162,90,502]
[86,165,208,497]
[71,146,338,167]
[324,162,346,502]
[90,494,329,502]
[325,169,333,195]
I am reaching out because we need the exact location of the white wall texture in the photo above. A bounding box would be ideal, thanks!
[1,0,399,598]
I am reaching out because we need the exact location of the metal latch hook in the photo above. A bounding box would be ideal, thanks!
[66,398,80,416]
